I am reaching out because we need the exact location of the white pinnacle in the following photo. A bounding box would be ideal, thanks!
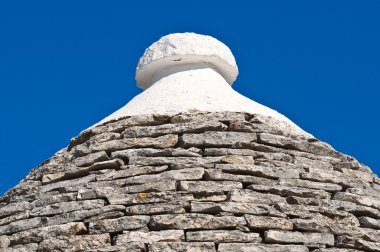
[98,32,309,136]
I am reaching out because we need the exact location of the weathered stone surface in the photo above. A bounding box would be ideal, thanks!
[31,192,76,207]
[171,112,246,124]
[229,189,286,204]
[89,215,150,234]
[149,214,246,230]
[0,201,30,218]
[46,205,126,226]
[191,201,270,215]
[86,243,144,252]
[111,148,202,159]
[30,199,105,217]
[215,164,277,178]
[248,184,331,199]
[39,174,96,193]
[218,243,309,252]
[9,222,87,245]
[178,181,242,192]
[278,178,342,192]
[359,216,380,229]
[96,165,169,181]
[333,192,380,210]
[181,131,257,148]
[346,187,380,200]
[115,230,184,244]
[0,236,10,248]
[125,202,187,215]
[265,230,334,246]
[104,191,194,205]
[123,120,227,137]
[84,211,125,223]
[72,151,109,167]
[128,156,220,167]
[300,167,366,188]
[148,242,216,251]
[124,167,204,184]
[325,200,380,219]
[6,243,39,251]
[258,133,340,158]
[38,234,111,251]
[187,230,261,243]
[274,203,312,218]
[205,169,278,185]
[245,215,293,230]
[336,235,380,251]
[0,217,44,235]
[72,134,178,156]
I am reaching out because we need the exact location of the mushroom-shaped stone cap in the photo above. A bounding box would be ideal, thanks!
[135,32,238,90]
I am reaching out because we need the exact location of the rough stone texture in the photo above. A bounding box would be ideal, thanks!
[0,112,379,251]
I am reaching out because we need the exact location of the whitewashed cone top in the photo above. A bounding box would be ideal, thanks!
[99,33,307,136]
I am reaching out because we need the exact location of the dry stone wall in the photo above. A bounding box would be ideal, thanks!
[0,112,379,252]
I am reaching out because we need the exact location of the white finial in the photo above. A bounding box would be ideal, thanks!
[135,33,238,90]
[97,32,309,137]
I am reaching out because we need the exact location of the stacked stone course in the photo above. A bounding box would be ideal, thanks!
[0,112,379,251]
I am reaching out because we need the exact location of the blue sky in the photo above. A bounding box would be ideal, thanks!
[0,1,379,194]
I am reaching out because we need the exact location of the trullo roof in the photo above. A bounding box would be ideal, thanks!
[0,33,379,252]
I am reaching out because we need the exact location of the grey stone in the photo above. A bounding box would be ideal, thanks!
[149,242,216,252]
[71,134,178,156]
[72,151,109,167]
[346,188,380,200]
[89,215,150,234]
[42,159,121,184]
[0,201,30,218]
[125,202,187,215]
[171,112,246,124]
[274,203,312,218]
[8,222,87,245]
[86,243,145,252]
[215,164,278,178]
[0,212,29,227]
[105,191,194,205]
[96,165,169,181]
[336,235,380,251]
[0,217,44,235]
[31,192,76,207]
[278,178,342,192]
[38,234,111,251]
[123,120,227,137]
[265,230,335,246]
[111,147,202,159]
[258,133,340,158]
[333,192,380,210]
[191,202,270,215]
[149,213,246,230]
[218,243,309,252]
[0,236,10,248]
[115,230,184,244]
[245,215,293,230]
[39,174,96,193]
[205,169,278,185]
[128,156,220,167]
[300,168,366,188]
[359,216,380,229]
[186,230,261,243]
[124,167,204,184]
[84,211,125,223]
[30,199,105,217]
[68,114,170,148]
[248,184,331,199]
[5,243,39,252]
[46,205,126,226]
[229,189,286,205]
[181,131,257,148]
[178,181,242,192]
[325,200,380,219]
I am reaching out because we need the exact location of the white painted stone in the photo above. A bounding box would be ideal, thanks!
[97,32,309,136]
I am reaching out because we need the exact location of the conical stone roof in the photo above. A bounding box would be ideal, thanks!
[1,33,379,252]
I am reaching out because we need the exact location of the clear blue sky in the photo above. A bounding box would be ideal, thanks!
[0,1,379,194]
